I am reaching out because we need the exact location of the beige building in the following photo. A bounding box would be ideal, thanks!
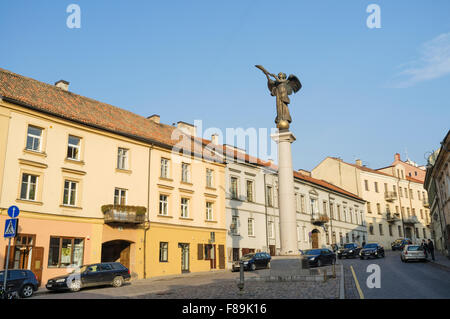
[312,156,431,249]
[0,68,226,285]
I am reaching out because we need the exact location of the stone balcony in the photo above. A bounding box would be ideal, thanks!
[384,191,397,202]
[403,215,419,225]
[386,212,400,223]
[311,214,329,226]
[102,205,146,225]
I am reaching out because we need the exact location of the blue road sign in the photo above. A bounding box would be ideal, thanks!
[4,219,17,238]
[7,205,20,218]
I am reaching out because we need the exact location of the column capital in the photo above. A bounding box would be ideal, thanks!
[271,130,296,143]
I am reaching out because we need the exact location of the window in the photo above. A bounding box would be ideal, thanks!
[230,177,239,199]
[310,198,318,216]
[374,182,379,193]
[379,224,384,236]
[117,148,128,170]
[230,215,239,235]
[246,180,254,202]
[399,187,403,197]
[415,228,419,238]
[389,225,393,236]
[160,158,169,178]
[63,180,77,206]
[405,188,408,198]
[364,180,369,191]
[67,135,81,160]
[422,228,426,239]
[300,195,306,213]
[266,186,273,207]
[409,189,413,199]
[159,195,168,216]
[412,208,416,216]
[420,209,423,219]
[369,224,374,235]
[349,208,353,223]
[248,218,254,236]
[376,203,381,215]
[418,191,421,200]
[159,242,168,262]
[384,183,388,193]
[268,221,274,238]
[26,125,43,152]
[367,202,372,214]
[206,202,213,221]
[206,169,214,188]
[181,198,189,218]
[114,188,127,205]
[407,207,410,217]
[323,201,328,216]
[337,205,341,220]
[398,226,403,237]
[329,203,334,219]
[181,163,190,183]
[48,237,84,267]
[345,233,349,243]
[20,174,38,201]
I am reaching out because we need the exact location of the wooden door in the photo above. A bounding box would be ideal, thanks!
[3,245,15,269]
[312,232,319,249]
[269,245,276,256]
[218,245,225,269]
[30,247,44,286]
[120,245,130,269]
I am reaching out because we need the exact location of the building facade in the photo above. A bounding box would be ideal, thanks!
[0,68,226,285]
[312,156,431,249]
[424,130,450,257]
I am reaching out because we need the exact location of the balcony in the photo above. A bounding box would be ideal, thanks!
[384,191,397,202]
[423,199,429,208]
[102,205,146,225]
[311,214,329,226]
[403,216,419,225]
[386,212,400,223]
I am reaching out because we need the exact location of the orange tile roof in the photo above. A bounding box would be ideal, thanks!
[0,68,217,162]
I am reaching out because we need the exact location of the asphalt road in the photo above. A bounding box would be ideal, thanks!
[339,250,450,299]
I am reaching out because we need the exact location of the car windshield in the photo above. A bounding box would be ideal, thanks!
[241,254,255,261]
[304,249,322,255]
[344,244,355,248]
[364,244,378,248]
[407,246,423,251]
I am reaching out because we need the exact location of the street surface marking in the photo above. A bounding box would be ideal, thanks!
[350,265,365,299]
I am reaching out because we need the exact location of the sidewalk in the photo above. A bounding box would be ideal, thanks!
[428,251,450,271]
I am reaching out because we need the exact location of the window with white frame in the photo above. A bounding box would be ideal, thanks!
[181,198,189,218]
[181,163,190,183]
[300,195,305,213]
[310,198,318,217]
[63,180,78,206]
[20,173,38,201]
[230,215,239,235]
[114,188,127,205]
[230,177,239,199]
[206,202,214,221]
[26,125,43,152]
[266,186,273,206]
[159,195,168,215]
[246,180,254,202]
[117,148,128,170]
[67,135,81,160]
[206,168,214,188]
[248,218,255,236]
[160,158,170,178]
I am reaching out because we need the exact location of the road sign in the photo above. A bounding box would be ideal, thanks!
[4,219,17,238]
[7,205,20,218]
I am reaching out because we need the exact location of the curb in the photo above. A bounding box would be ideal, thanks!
[339,264,345,299]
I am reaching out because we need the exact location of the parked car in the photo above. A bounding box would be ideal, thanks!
[231,253,271,271]
[401,245,427,263]
[337,243,361,259]
[0,269,39,298]
[302,249,336,267]
[359,243,385,259]
[391,238,412,251]
[46,262,131,292]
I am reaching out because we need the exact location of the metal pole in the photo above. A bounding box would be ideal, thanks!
[237,260,244,292]
[3,238,11,295]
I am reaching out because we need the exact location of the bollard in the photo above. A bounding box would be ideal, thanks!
[237,260,245,293]
[332,263,336,278]
[323,269,327,282]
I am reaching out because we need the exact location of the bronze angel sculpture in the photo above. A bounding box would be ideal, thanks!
[256,65,302,130]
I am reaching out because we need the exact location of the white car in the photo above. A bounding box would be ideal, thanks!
[400,245,427,262]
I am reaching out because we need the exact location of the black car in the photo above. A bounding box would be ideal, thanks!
[302,249,336,267]
[337,243,361,259]
[359,243,385,259]
[0,269,39,298]
[232,253,271,271]
[46,262,131,292]
[391,238,412,251]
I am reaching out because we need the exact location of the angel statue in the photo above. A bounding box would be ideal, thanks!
[255,65,302,130]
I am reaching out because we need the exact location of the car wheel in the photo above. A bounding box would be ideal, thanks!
[20,285,34,298]
[267,262,271,269]
[69,279,81,292]
[317,259,323,267]
[112,276,124,288]
[250,263,256,271]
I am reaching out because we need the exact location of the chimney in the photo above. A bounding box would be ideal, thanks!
[147,114,160,123]
[55,80,69,91]
[211,134,219,145]
[394,153,401,161]
[355,159,362,167]
[177,121,196,137]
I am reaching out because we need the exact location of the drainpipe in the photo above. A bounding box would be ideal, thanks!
[264,172,269,253]
[143,144,153,278]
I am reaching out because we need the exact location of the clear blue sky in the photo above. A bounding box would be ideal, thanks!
[1,0,449,171]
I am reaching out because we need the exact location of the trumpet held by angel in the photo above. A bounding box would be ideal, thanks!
[255,65,302,130]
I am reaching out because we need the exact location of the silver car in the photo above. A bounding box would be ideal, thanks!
[400,245,427,262]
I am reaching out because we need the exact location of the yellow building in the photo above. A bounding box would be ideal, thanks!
[0,68,226,285]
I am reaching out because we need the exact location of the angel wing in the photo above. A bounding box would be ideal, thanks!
[267,79,276,96]
[286,75,302,95]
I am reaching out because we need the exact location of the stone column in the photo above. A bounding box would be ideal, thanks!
[271,130,298,255]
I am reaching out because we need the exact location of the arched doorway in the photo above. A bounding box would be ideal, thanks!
[101,240,132,269]
[311,229,320,249]
[405,227,412,240]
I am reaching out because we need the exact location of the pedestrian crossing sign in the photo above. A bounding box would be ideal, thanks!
[4,219,18,238]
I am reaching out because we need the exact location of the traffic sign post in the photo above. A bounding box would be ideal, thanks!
[3,206,19,298]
